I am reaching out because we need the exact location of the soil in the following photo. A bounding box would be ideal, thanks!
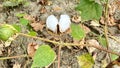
[0,0,120,68]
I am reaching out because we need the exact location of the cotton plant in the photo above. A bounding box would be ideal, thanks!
[46,14,71,33]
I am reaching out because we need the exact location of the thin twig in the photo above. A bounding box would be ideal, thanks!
[104,0,112,61]
[89,44,120,56]
[0,54,28,60]
[18,33,120,56]
[104,0,109,49]
[58,45,62,68]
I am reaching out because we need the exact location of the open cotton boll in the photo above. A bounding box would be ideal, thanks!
[59,14,71,33]
[46,15,58,32]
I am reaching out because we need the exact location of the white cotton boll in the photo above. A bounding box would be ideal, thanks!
[59,14,71,33]
[46,15,58,32]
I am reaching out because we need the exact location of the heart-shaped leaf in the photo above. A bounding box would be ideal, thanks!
[77,53,94,68]
[76,0,102,21]
[71,23,85,40]
[0,24,17,41]
[32,45,56,68]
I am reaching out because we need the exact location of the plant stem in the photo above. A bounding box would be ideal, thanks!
[104,0,109,49]
[0,54,28,60]
[104,0,112,61]
[58,45,62,68]
[18,33,120,56]
[0,33,120,60]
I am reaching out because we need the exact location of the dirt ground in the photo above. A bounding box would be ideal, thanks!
[0,0,120,68]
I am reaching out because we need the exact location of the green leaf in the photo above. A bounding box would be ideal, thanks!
[0,24,17,41]
[20,18,29,25]
[71,23,85,40]
[16,13,26,17]
[111,54,119,61]
[32,45,56,68]
[76,0,102,21]
[0,28,14,41]
[98,36,107,47]
[77,53,94,68]
[12,24,21,32]
[28,31,37,36]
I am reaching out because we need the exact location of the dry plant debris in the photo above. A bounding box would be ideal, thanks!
[38,0,48,5]
[71,15,81,23]
[27,42,39,58]
[30,21,45,31]
[24,15,45,31]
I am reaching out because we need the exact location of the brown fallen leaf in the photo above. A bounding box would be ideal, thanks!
[86,39,100,53]
[24,15,45,31]
[100,16,116,26]
[73,38,85,49]
[30,21,45,31]
[27,42,39,58]
[86,39,100,61]
[80,24,91,34]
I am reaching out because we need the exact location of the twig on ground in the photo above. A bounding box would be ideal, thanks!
[0,33,120,60]
[18,33,120,56]
[0,54,28,60]
[58,45,62,68]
